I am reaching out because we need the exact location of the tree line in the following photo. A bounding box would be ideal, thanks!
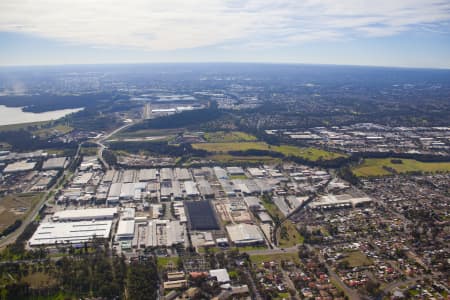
[0,239,159,300]
[0,130,78,152]
[109,141,208,158]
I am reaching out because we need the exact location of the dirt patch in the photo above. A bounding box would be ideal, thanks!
[0,193,43,231]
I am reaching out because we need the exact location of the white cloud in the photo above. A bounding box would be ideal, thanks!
[0,0,449,51]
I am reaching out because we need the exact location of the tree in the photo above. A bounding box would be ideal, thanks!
[127,260,158,300]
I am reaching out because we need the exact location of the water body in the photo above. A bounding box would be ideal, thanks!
[0,105,83,126]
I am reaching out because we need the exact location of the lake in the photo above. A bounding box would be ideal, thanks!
[0,105,83,126]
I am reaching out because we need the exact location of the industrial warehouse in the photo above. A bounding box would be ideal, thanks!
[27,158,372,255]
[185,200,220,231]
[29,220,113,246]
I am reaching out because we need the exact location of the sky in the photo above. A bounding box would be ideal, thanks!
[0,0,450,68]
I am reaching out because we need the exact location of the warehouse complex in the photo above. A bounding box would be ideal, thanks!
[27,159,371,256]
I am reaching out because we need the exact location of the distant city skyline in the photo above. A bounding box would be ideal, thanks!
[1,0,450,68]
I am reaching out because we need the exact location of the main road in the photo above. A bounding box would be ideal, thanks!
[1,106,146,248]
[94,104,150,169]
[93,122,134,169]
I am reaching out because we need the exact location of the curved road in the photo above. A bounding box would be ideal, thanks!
[94,122,135,169]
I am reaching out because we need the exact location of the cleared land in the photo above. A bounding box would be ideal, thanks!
[0,193,43,232]
[203,131,257,143]
[342,250,372,267]
[352,158,450,177]
[193,142,345,161]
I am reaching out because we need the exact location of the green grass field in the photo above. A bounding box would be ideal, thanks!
[278,221,304,248]
[157,256,180,269]
[193,141,269,152]
[276,292,291,300]
[230,174,249,179]
[80,147,99,156]
[203,131,257,143]
[342,250,372,267]
[352,158,450,177]
[273,145,345,160]
[261,198,304,247]
[115,128,181,139]
[207,154,282,164]
[193,142,345,162]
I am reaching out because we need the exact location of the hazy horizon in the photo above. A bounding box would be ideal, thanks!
[0,61,450,71]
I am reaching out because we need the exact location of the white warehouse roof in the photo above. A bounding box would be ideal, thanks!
[42,157,67,170]
[209,269,230,283]
[4,161,36,173]
[226,166,245,175]
[116,219,135,238]
[226,224,265,245]
[121,207,135,220]
[146,220,185,247]
[108,183,122,198]
[184,181,199,196]
[53,207,117,221]
[120,183,135,199]
[138,169,157,181]
[29,220,112,246]
[309,194,372,209]
[73,172,93,185]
